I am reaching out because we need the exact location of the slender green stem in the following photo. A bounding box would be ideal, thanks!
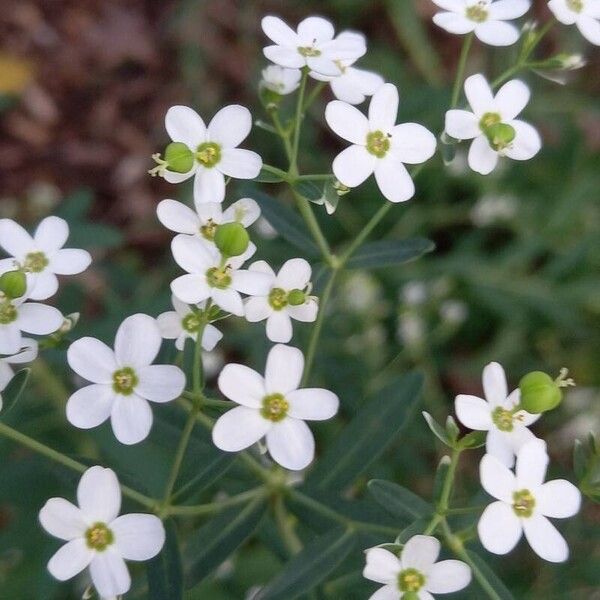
[302,81,326,112]
[274,495,303,555]
[290,68,309,176]
[296,173,334,182]
[165,487,266,517]
[446,505,487,515]
[192,306,209,394]
[450,33,474,108]
[437,447,462,514]
[261,163,290,181]
[268,111,293,161]
[291,187,334,263]
[0,421,155,509]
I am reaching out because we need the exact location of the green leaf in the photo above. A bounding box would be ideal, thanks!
[440,132,457,165]
[368,480,432,520]
[395,519,430,544]
[184,497,266,588]
[346,238,434,270]
[466,551,516,600]
[322,179,340,215]
[254,168,285,183]
[574,433,600,502]
[422,411,453,448]
[0,368,30,416]
[459,430,487,449]
[248,189,320,257]
[293,181,323,203]
[432,456,451,504]
[307,373,423,490]
[256,528,356,600]
[147,520,183,600]
[445,416,460,444]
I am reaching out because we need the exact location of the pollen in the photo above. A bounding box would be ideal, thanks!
[492,406,514,432]
[206,266,232,290]
[23,251,49,273]
[366,130,391,158]
[466,2,489,22]
[112,367,139,395]
[200,218,218,241]
[261,393,289,422]
[398,568,425,593]
[85,522,114,551]
[196,142,222,168]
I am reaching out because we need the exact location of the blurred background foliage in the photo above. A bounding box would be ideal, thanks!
[0,0,598,598]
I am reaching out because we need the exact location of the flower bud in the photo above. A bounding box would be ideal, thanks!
[214,222,249,257]
[287,289,306,306]
[0,270,26,299]
[485,123,516,151]
[164,142,194,174]
[519,371,562,414]
[259,85,283,110]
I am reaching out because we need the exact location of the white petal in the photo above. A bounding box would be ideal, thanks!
[114,314,161,368]
[506,425,537,457]
[445,109,479,140]
[276,258,312,290]
[4,337,38,364]
[432,0,467,10]
[28,272,59,300]
[332,145,376,188]
[487,429,517,468]
[219,148,262,179]
[305,56,341,77]
[321,32,366,62]
[212,406,271,451]
[156,311,182,339]
[111,514,165,560]
[171,234,216,274]
[261,16,299,46]
[522,514,569,562]
[195,202,224,225]
[488,0,531,20]
[265,344,304,394]
[433,12,476,34]
[244,296,272,322]
[165,105,206,148]
[298,16,334,42]
[49,249,92,275]
[325,100,370,144]
[363,547,401,584]
[400,535,440,572]
[503,120,541,160]
[516,439,548,489]
[110,394,153,445]
[194,168,226,204]
[464,74,494,115]
[368,83,398,132]
[34,216,69,252]
[16,303,63,335]
[231,270,273,295]
[0,218,34,259]
[156,199,199,234]
[0,323,22,355]
[426,559,471,593]
[286,388,339,421]
[208,104,252,148]
[136,365,185,403]
[390,123,436,164]
[495,79,530,120]
[210,287,244,316]
[468,135,499,175]
[48,539,93,581]
[263,45,305,69]
[475,20,520,46]
[374,157,415,203]
[266,311,293,343]
[218,363,265,408]
[548,0,578,23]
[202,323,222,351]
[266,418,315,470]
[39,498,87,541]
[222,197,261,226]
[477,501,522,554]
[368,585,400,600]
[287,299,318,322]
[482,362,508,405]
[89,550,131,597]
[536,480,581,518]
[163,167,196,184]
[78,466,121,522]
[171,274,211,305]
[249,260,276,278]
[66,384,116,429]
[480,453,516,502]
[455,394,492,430]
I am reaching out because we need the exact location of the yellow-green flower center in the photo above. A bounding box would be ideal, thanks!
[269,287,288,311]
[512,489,536,518]
[206,266,232,289]
[200,219,218,241]
[466,2,489,22]
[261,393,289,422]
[567,0,584,12]
[366,130,391,158]
[112,367,139,395]
[85,522,114,551]
[479,112,501,131]
[492,406,514,432]
[398,568,425,593]
[182,312,202,333]
[196,142,221,168]
[0,297,17,324]
[297,46,321,57]
[23,251,49,273]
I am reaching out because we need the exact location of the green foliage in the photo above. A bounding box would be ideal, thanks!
[146,520,184,600]
[0,368,31,416]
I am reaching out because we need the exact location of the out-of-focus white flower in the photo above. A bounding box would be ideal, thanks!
[548,0,600,45]
[260,65,302,95]
[440,300,468,324]
[470,193,518,226]
[398,313,426,347]
[402,282,429,306]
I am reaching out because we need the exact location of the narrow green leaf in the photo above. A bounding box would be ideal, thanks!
[254,168,285,183]
[422,411,453,448]
[307,373,423,490]
[147,520,183,600]
[466,551,516,600]
[368,480,432,520]
[184,497,266,588]
[294,181,323,203]
[0,368,30,416]
[432,456,451,504]
[459,430,487,449]
[395,519,430,544]
[346,239,434,270]
[257,528,356,600]
[445,416,460,444]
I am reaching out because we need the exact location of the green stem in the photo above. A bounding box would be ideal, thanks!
[0,421,155,509]
[296,173,334,182]
[302,81,326,112]
[450,33,474,108]
[268,112,293,161]
[437,446,462,514]
[290,68,309,176]
[165,487,266,517]
[261,163,290,181]
[273,495,303,555]
[291,187,334,264]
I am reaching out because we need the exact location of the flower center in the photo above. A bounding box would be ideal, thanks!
[206,266,232,289]
[85,522,114,551]
[182,312,202,333]
[366,130,391,158]
[261,393,289,422]
[398,568,425,593]
[200,218,218,241]
[512,489,536,518]
[0,296,17,325]
[479,112,501,131]
[112,367,139,395]
[466,2,489,22]
[268,287,288,311]
[492,406,514,432]
[23,251,49,273]
[297,45,321,57]
[195,142,221,168]
[567,0,584,12]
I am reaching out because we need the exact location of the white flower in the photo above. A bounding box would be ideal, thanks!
[244,259,318,343]
[326,83,436,203]
[157,295,223,351]
[260,65,302,95]
[160,105,262,204]
[478,440,581,562]
[445,74,541,175]
[432,0,530,46]
[0,293,63,355]
[363,535,472,599]
[170,234,272,317]
[455,362,540,467]
[66,314,186,445]
[39,466,165,598]
[261,15,366,76]
[0,216,92,300]
[548,0,600,45]
[213,344,339,470]
[0,338,37,410]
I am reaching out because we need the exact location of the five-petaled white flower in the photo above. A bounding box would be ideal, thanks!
[157,295,223,351]
[245,259,318,343]
[66,314,186,445]
[170,234,272,317]
[455,361,539,467]
[549,0,600,45]
[0,216,92,301]
[0,338,38,410]
[326,83,436,203]
[445,74,541,175]
[39,466,165,598]
[363,535,472,599]
[261,15,366,76]
[432,0,530,46]
[160,105,262,204]
[478,439,581,562]
[261,65,302,95]
[213,344,339,470]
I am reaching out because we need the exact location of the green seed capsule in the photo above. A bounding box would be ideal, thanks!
[485,123,516,151]
[519,371,562,414]
[287,289,306,306]
[214,222,249,257]
[0,270,26,299]
[165,142,194,173]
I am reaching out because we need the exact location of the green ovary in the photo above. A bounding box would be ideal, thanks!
[85,522,114,551]
[512,489,536,518]
[112,367,139,395]
[196,142,221,168]
[366,130,391,158]
[466,2,489,22]
[492,406,514,432]
[23,251,49,273]
[182,312,202,333]
[398,568,425,593]
[261,393,289,422]
[0,298,17,324]
[206,267,232,290]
